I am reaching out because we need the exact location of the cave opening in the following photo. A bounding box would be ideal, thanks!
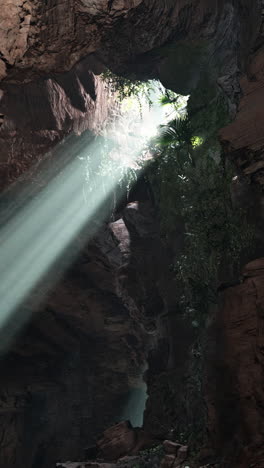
[0,2,264,468]
[0,69,255,466]
[0,64,259,466]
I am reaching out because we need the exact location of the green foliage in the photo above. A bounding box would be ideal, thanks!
[85,76,186,208]
[159,117,193,148]
[82,135,140,206]
[159,89,184,108]
[101,69,156,106]
[147,115,254,318]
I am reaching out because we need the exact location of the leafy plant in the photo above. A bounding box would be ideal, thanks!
[159,90,179,106]
[159,117,192,147]
[101,69,157,108]
[158,116,195,167]
[147,115,254,319]
[81,134,141,213]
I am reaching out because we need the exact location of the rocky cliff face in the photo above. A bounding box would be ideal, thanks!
[220,46,264,186]
[1,0,258,83]
[0,190,173,468]
[0,58,113,190]
[212,44,264,467]
[206,259,264,468]
[0,1,262,188]
[1,2,264,468]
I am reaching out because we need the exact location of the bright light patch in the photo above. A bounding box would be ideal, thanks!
[0,80,184,350]
[192,135,204,148]
[106,83,189,170]
[0,139,121,349]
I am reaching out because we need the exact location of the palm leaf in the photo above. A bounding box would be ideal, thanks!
[158,117,193,148]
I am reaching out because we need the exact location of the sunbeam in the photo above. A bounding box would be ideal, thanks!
[0,81,182,350]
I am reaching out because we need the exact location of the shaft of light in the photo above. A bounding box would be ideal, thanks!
[0,83,176,350]
[0,141,121,349]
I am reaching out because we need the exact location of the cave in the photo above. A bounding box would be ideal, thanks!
[1,1,264,468]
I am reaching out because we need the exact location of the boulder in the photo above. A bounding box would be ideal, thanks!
[97,421,137,461]
[130,428,157,454]
[163,440,181,455]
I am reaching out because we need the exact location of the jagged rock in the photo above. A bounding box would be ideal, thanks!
[130,428,156,454]
[97,421,137,461]
[0,62,114,190]
[206,258,264,466]
[0,3,264,468]
[0,0,258,85]
[0,1,261,190]
[220,48,264,186]
[0,174,174,468]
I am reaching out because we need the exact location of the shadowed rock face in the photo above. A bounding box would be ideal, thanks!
[0,57,113,191]
[0,192,172,468]
[0,0,262,189]
[1,2,264,468]
[206,259,264,467]
[220,47,264,186]
[0,0,258,83]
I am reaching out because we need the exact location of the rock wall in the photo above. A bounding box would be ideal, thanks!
[206,259,264,468]
[0,57,113,190]
[212,42,264,467]
[1,2,264,468]
[0,1,262,190]
[0,185,173,468]
[220,46,264,185]
[1,0,258,83]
